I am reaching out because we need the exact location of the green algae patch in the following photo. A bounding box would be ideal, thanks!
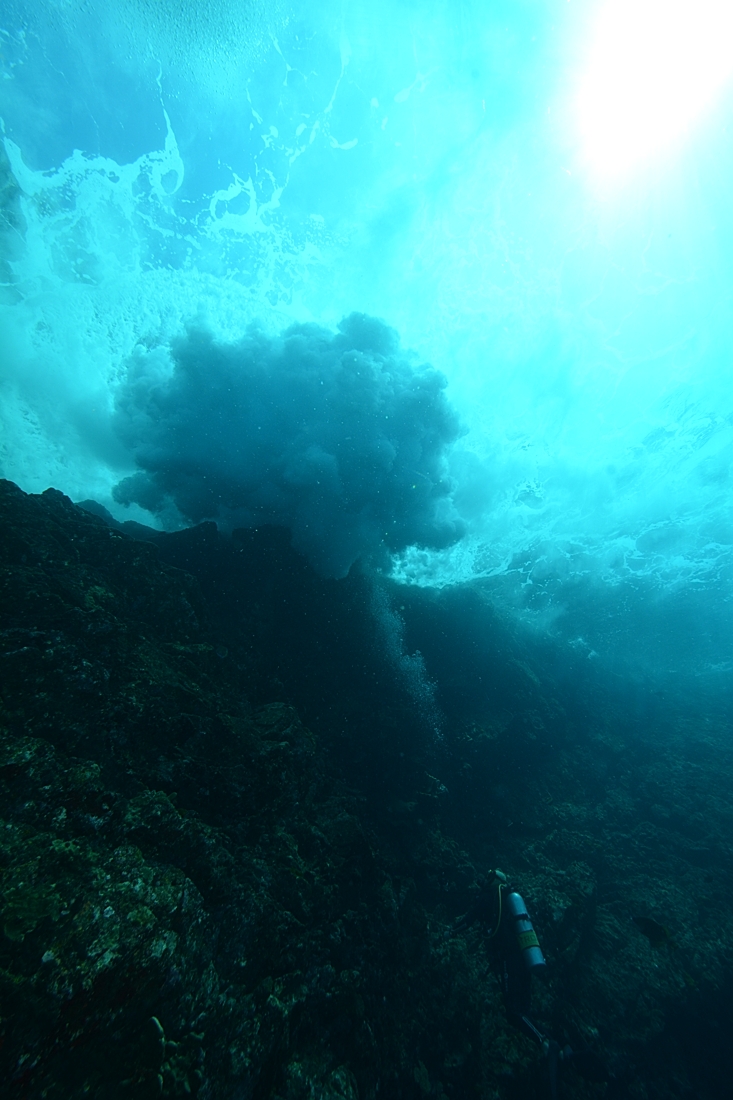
[2,875,64,942]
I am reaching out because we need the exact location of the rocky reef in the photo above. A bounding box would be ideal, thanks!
[2,479,733,1099]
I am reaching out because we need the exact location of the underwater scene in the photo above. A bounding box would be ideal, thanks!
[1,1,733,1097]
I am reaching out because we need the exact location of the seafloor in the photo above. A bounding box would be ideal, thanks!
[1,479,732,1099]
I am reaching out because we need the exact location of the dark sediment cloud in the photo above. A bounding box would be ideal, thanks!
[113,313,464,577]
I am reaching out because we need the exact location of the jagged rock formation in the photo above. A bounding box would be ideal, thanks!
[2,479,733,1099]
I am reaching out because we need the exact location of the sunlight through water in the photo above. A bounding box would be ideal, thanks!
[1,0,732,679]
[575,0,733,181]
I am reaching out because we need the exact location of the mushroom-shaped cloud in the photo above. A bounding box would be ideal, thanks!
[113,313,464,577]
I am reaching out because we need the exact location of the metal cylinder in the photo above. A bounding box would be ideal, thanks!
[505,891,547,971]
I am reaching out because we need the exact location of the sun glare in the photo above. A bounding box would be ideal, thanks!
[576,0,733,180]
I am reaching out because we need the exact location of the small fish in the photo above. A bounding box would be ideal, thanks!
[632,915,676,948]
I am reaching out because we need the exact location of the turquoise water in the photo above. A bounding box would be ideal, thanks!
[2,0,732,682]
